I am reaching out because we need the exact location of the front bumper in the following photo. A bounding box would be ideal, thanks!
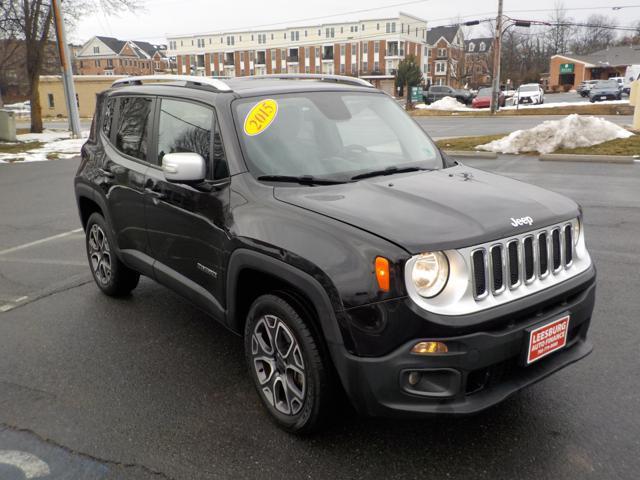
[331,268,595,417]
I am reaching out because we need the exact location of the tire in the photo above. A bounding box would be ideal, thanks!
[244,293,333,434]
[85,212,140,296]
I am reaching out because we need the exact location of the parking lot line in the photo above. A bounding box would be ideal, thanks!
[0,228,83,256]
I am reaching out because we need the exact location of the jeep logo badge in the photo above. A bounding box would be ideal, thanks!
[511,216,533,227]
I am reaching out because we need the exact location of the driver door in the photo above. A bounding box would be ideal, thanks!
[144,97,231,314]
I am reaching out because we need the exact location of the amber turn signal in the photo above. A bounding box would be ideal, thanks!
[411,341,448,354]
[375,256,390,292]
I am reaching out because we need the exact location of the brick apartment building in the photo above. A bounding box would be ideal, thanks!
[424,25,465,88]
[166,12,428,96]
[463,37,493,88]
[75,36,172,76]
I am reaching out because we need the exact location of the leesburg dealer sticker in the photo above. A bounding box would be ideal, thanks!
[527,315,570,364]
[244,99,278,136]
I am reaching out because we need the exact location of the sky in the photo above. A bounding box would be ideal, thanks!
[69,0,639,44]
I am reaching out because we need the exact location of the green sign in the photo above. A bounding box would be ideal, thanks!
[410,86,423,102]
[560,63,574,74]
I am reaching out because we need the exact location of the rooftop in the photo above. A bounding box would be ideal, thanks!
[554,45,640,67]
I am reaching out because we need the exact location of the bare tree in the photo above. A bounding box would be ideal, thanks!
[546,1,574,55]
[0,0,138,133]
[570,14,618,54]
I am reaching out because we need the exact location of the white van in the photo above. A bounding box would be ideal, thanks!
[623,65,640,94]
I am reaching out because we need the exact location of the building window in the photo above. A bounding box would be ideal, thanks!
[351,44,356,56]
[377,23,380,30]
[340,44,345,56]
[107,58,113,67]
[468,42,475,52]
[374,61,379,71]
[386,22,390,33]
[363,42,368,55]
[435,61,446,74]
[401,23,404,34]
[93,46,99,54]
[340,27,343,34]
[438,48,447,58]
[281,50,286,61]
[47,93,54,108]
[391,22,396,33]
[95,59,100,67]
[374,41,379,53]
[479,42,486,52]
[362,61,368,72]
[340,64,345,73]
[305,47,309,59]
[305,30,308,37]
[351,63,356,73]
[291,31,299,41]
[271,33,274,40]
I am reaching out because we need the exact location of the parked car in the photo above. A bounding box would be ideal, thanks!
[577,80,598,97]
[75,74,596,433]
[423,85,473,105]
[471,87,505,108]
[623,65,640,95]
[589,79,623,102]
[610,77,624,94]
[514,84,545,105]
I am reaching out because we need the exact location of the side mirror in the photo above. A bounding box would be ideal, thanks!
[162,152,206,182]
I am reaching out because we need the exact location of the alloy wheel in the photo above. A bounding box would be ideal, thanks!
[88,224,112,285]
[251,314,306,415]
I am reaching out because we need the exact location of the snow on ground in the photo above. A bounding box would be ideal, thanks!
[415,96,473,111]
[477,114,633,154]
[3,101,30,115]
[0,129,88,163]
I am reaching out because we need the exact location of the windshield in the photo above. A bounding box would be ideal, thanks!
[518,85,539,92]
[233,92,441,181]
[477,88,492,96]
[595,80,617,88]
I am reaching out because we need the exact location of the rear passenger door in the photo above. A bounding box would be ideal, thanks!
[144,97,231,316]
[100,95,155,270]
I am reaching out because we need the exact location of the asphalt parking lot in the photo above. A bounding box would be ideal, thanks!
[0,154,639,479]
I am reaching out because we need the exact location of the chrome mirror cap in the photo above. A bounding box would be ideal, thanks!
[162,152,206,182]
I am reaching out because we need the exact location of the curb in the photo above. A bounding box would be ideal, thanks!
[539,154,636,164]
[443,150,498,159]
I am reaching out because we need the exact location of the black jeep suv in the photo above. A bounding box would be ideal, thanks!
[75,74,596,433]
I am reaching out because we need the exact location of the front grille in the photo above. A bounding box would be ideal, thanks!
[470,221,576,300]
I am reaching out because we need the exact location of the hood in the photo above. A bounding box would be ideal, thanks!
[273,165,579,254]
[517,90,540,98]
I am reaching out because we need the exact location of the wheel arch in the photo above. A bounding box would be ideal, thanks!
[225,249,346,349]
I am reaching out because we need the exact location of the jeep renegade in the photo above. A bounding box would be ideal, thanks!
[75,74,596,433]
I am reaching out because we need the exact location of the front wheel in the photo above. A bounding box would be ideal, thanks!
[245,294,333,433]
[85,213,139,296]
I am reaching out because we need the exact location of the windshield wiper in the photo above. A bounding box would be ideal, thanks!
[350,166,430,181]
[257,175,348,185]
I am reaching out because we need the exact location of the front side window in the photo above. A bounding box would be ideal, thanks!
[115,96,153,161]
[157,99,228,179]
[234,92,440,181]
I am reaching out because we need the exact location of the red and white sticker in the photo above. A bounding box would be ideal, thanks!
[527,315,570,364]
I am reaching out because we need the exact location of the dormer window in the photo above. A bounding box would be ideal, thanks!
[480,42,486,52]
[468,42,475,52]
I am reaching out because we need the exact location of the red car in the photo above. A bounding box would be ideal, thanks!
[472,87,505,109]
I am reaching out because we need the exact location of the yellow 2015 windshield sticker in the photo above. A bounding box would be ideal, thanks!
[244,99,278,136]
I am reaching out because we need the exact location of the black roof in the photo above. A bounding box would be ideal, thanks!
[427,25,461,45]
[108,77,378,99]
[96,36,126,54]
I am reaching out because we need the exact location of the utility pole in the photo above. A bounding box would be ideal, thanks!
[490,0,504,115]
[51,0,82,137]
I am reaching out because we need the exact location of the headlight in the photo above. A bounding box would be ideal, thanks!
[411,252,449,298]
[573,217,581,246]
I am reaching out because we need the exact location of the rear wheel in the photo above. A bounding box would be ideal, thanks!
[245,294,333,433]
[85,213,139,296]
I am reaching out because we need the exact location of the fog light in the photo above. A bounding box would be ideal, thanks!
[408,372,421,386]
[411,341,448,354]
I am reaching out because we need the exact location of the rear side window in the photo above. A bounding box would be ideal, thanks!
[115,96,153,161]
[102,97,115,138]
[157,98,229,179]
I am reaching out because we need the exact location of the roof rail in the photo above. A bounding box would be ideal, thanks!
[248,74,374,88]
[111,75,232,92]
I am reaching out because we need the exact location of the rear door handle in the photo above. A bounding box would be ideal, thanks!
[144,187,165,201]
[98,168,114,178]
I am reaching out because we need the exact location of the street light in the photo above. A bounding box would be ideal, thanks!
[490,10,532,114]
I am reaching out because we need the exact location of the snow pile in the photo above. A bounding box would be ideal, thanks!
[0,129,88,163]
[3,101,30,114]
[502,98,628,110]
[476,114,633,154]
[416,96,472,111]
